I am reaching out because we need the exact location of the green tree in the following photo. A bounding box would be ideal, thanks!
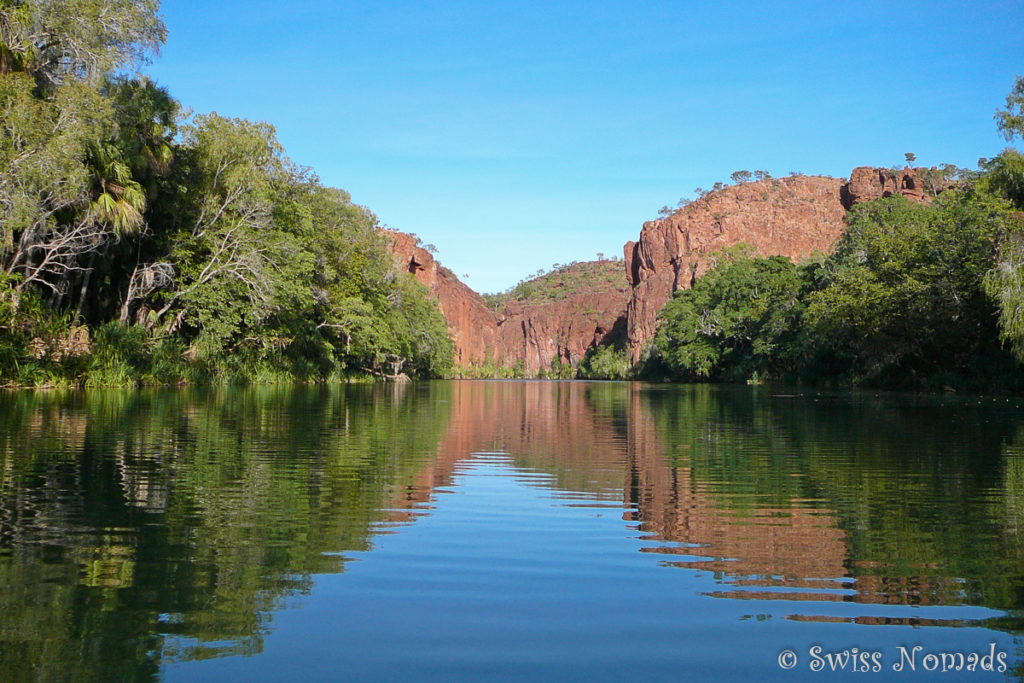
[578,343,631,380]
[148,114,308,358]
[730,170,752,184]
[980,148,1024,210]
[652,246,806,381]
[0,0,165,88]
[995,75,1024,141]
[807,191,1013,387]
[0,74,113,297]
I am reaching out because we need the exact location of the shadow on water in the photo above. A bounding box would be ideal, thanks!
[0,380,1022,679]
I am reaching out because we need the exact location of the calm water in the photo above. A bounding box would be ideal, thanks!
[1,380,1023,681]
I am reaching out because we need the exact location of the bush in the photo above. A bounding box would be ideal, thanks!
[578,344,632,380]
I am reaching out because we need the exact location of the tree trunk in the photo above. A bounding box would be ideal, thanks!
[120,262,138,324]
[73,252,97,323]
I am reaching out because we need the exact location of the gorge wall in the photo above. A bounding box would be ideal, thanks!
[623,166,946,360]
[383,230,505,367]
[493,267,629,373]
[383,233,627,373]
[386,166,944,372]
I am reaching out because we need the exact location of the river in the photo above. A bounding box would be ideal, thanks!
[0,381,1021,680]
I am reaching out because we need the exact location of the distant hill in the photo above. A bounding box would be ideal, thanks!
[483,259,628,310]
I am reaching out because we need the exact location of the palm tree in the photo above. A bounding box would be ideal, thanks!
[71,142,147,321]
[74,78,178,322]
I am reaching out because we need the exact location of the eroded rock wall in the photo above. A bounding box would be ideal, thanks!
[622,167,951,361]
[385,166,947,370]
[496,292,628,374]
[624,175,849,361]
[382,230,507,366]
[383,231,626,372]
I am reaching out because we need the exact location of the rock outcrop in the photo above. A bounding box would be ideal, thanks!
[624,175,849,361]
[623,167,947,361]
[387,165,949,370]
[496,290,628,374]
[382,230,506,366]
[383,232,627,373]
[841,166,945,206]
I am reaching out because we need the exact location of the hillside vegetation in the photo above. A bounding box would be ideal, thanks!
[483,258,627,311]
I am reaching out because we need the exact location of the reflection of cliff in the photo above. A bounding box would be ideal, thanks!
[1,382,1022,682]
[399,382,853,596]
[636,387,1024,610]
[620,385,850,591]
[403,382,1024,612]
[398,381,630,503]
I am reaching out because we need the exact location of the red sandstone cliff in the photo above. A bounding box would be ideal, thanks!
[624,175,848,360]
[496,287,628,373]
[383,232,627,373]
[624,167,949,361]
[382,230,506,366]
[385,166,949,370]
[493,260,630,373]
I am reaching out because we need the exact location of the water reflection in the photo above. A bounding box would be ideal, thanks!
[0,381,1022,680]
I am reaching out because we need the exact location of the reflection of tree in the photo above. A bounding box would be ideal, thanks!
[1,381,1023,680]
[400,381,1024,619]
[0,383,452,681]
[638,386,1024,613]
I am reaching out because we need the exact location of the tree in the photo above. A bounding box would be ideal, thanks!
[905,152,917,167]
[730,170,752,184]
[979,150,1024,209]
[652,246,806,381]
[0,0,166,88]
[149,114,306,355]
[985,218,1024,364]
[995,75,1024,141]
[806,192,1011,386]
[0,74,113,298]
[578,343,631,379]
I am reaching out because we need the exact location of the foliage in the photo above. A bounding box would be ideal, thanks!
[483,259,626,311]
[0,0,166,87]
[984,212,1024,363]
[546,356,575,379]
[979,148,1024,210]
[995,75,1024,142]
[0,1,454,387]
[578,343,632,380]
[806,191,1014,388]
[649,189,1024,391]
[651,247,808,382]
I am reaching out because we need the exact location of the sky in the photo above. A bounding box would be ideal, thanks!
[146,0,1024,294]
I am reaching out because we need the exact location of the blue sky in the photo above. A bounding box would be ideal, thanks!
[147,1,1024,293]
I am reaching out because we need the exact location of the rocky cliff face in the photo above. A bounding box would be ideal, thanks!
[623,167,946,361]
[624,175,849,360]
[383,232,626,373]
[842,166,946,206]
[489,259,630,373]
[382,230,506,366]
[496,289,628,373]
[387,166,947,370]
